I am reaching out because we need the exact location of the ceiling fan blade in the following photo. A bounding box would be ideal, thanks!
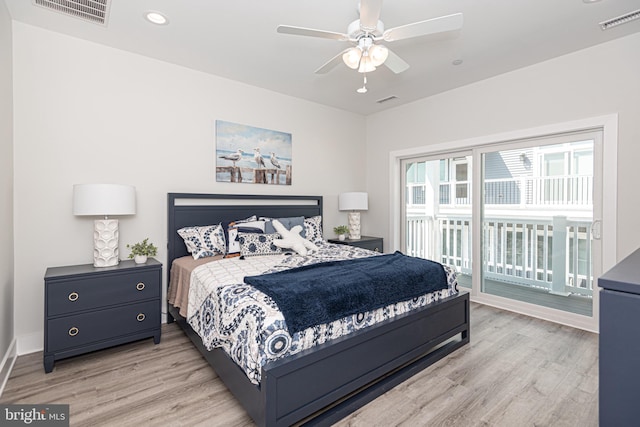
[359,0,383,32]
[277,25,348,41]
[315,49,351,74]
[384,49,410,74]
[383,13,463,42]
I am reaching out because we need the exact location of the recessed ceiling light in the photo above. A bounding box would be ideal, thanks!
[145,11,168,25]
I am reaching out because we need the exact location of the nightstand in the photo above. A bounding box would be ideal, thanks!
[328,236,383,252]
[43,258,162,373]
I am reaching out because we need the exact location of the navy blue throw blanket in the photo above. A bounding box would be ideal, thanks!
[244,251,448,334]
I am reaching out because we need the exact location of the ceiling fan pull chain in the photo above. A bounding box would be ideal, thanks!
[357,75,368,94]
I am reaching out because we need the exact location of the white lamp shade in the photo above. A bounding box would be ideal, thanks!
[342,47,362,69]
[369,44,389,67]
[358,55,376,73]
[339,192,368,211]
[73,184,136,216]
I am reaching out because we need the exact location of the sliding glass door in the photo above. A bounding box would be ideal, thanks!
[400,128,603,329]
[479,133,599,318]
[401,152,472,289]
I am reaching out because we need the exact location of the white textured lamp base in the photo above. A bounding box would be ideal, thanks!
[94,219,119,267]
[347,211,361,240]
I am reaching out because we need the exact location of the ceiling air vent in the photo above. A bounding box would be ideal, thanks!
[600,9,640,30]
[33,0,111,25]
[376,95,398,104]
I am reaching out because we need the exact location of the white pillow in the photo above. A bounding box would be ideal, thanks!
[271,220,318,256]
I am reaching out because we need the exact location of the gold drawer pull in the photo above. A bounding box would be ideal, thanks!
[136,282,145,291]
[68,327,79,336]
[68,292,79,302]
[137,313,146,322]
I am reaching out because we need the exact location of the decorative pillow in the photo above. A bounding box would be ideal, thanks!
[238,232,282,257]
[271,219,319,256]
[303,215,323,242]
[263,216,306,237]
[177,223,226,259]
[223,216,257,249]
[226,220,266,257]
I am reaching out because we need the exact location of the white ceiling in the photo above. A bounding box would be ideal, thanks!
[4,0,640,115]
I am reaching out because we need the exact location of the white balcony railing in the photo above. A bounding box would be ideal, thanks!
[406,215,593,297]
[405,174,593,297]
[407,175,593,208]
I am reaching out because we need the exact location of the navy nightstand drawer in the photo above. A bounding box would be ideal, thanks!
[47,300,160,353]
[47,270,159,316]
[44,259,162,373]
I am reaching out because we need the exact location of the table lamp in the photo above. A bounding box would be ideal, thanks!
[73,184,136,267]
[338,192,368,240]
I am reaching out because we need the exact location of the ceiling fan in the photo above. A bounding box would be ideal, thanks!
[276,0,463,76]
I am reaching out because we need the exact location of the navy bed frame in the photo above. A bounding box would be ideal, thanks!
[166,193,470,426]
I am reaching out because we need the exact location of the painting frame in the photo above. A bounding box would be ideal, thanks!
[215,120,292,185]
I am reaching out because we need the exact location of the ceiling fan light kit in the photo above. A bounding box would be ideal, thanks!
[342,36,388,72]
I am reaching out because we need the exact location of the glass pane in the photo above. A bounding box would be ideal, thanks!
[403,156,472,290]
[455,163,468,180]
[544,152,565,176]
[573,151,593,176]
[481,141,593,316]
[439,159,449,182]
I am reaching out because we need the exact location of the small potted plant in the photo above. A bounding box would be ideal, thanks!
[127,238,158,264]
[333,225,349,241]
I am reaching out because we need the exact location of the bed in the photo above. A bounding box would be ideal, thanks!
[166,193,470,426]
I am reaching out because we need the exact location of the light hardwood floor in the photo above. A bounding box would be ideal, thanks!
[1,303,598,426]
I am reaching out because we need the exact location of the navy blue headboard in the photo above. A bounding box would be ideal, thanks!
[167,193,323,283]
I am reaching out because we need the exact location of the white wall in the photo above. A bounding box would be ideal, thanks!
[12,22,366,353]
[12,20,640,354]
[0,0,15,369]
[366,32,640,262]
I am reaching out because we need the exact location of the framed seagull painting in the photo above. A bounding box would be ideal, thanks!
[215,120,292,185]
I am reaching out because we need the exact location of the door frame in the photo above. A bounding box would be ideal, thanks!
[390,114,618,332]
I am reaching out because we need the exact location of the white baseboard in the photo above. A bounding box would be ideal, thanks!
[0,338,17,398]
